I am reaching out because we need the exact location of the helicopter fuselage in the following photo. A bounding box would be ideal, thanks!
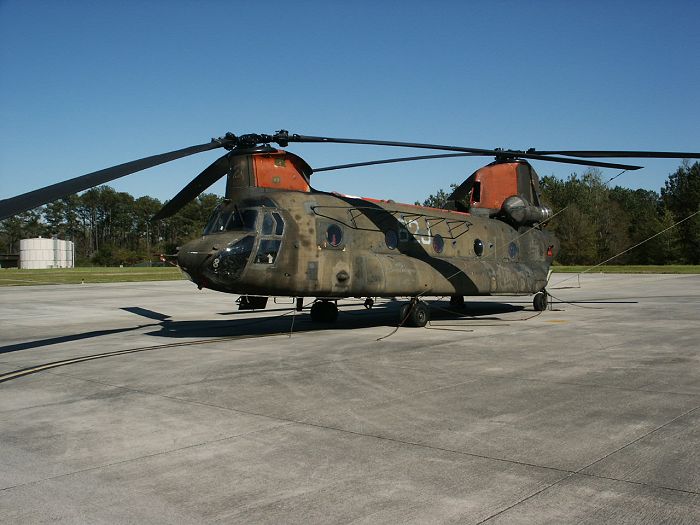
[177,187,558,299]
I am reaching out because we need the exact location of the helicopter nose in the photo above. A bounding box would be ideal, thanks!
[177,240,216,283]
[177,249,209,272]
[177,245,211,283]
[177,235,256,285]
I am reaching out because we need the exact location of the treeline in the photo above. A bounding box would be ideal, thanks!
[2,162,698,266]
[0,187,220,266]
[422,161,700,265]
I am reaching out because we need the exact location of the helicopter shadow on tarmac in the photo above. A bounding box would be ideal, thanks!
[0,325,149,355]
[140,300,525,340]
[0,302,525,356]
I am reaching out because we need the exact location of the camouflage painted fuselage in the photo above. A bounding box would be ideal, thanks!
[177,187,559,299]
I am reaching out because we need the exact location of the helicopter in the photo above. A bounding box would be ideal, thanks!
[2,131,699,327]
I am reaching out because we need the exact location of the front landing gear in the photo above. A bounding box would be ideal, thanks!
[400,299,430,328]
[533,290,549,311]
[310,300,338,323]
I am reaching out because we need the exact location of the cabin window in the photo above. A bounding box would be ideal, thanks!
[326,224,343,247]
[432,234,445,254]
[474,238,484,256]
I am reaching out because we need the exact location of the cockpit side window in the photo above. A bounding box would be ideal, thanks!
[254,211,285,265]
[254,239,282,264]
[272,212,284,235]
[261,213,275,235]
[203,205,223,235]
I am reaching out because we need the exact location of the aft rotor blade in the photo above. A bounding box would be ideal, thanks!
[506,153,641,171]
[313,153,485,172]
[0,140,227,221]
[529,150,700,159]
[314,151,641,172]
[152,154,230,221]
[285,134,642,170]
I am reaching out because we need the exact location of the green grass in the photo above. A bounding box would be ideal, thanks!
[551,265,700,274]
[0,267,185,286]
[1,264,698,287]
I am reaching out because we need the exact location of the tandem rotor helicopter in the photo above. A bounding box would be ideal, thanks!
[2,131,699,327]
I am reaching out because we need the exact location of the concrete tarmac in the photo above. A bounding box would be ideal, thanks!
[0,273,698,523]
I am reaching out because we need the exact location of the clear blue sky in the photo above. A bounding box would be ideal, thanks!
[1,0,699,207]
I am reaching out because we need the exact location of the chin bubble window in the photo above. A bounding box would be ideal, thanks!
[326,224,343,247]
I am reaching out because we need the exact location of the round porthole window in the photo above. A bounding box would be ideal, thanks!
[385,229,398,250]
[326,224,343,247]
[432,234,444,254]
[474,238,484,257]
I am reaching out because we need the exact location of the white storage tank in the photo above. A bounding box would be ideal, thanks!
[19,237,75,269]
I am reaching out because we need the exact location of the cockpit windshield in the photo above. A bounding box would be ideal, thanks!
[227,208,258,231]
[204,207,258,235]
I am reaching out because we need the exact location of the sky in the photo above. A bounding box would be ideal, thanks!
[1,0,699,208]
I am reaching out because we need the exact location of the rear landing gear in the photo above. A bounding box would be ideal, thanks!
[533,290,548,311]
[310,300,338,323]
[400,299,430,328]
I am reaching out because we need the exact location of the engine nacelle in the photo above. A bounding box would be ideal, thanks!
[501,195,552,225]
[446,160,548,224]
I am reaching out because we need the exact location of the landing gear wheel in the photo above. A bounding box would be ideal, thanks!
[533,290,548,311]
[364,297,374,309]
[400,300,430,328]
[310,300,339,323]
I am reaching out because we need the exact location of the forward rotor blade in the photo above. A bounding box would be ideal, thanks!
[151,154,230,221]
[313,153,485,172]
[529,150,700,159]
[285,134,642,171]
[0,140,226,221]
[284,133,498,154]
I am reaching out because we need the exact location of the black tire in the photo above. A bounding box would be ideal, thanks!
[310,301,338,323]
[325,302,339,322]
[533,291,548,311]
[400,301,429,327]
